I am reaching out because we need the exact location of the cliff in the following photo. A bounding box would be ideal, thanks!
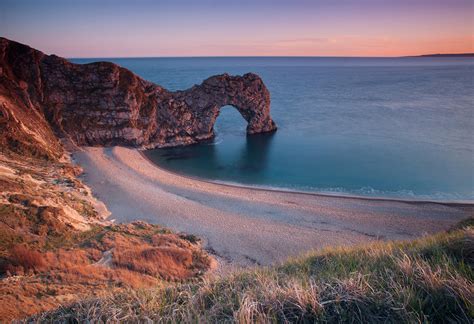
[0,37,276,160]
[0,38,232,320]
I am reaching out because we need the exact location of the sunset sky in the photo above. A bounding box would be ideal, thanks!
[1,0,473,57]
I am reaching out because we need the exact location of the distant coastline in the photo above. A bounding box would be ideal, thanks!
[70,53,474,60]
[407,53,474,58]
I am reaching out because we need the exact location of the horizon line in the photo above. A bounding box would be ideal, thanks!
[67,53,474,60]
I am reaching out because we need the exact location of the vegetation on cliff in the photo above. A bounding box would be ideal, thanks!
[34,219,473,323]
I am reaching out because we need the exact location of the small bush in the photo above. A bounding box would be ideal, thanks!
[3,245,46,275]
[179,233,200,244]
[113,245,194,279]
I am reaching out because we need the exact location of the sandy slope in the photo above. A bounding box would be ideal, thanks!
[73,147,473,266]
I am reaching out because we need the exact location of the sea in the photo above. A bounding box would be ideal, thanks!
[71,57,474,201]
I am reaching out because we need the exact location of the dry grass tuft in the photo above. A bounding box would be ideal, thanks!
[1,245,46,275]
[113,245,193,280]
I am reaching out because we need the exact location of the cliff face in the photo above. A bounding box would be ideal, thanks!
[0,39,64,160]
[0,39,224,321]
[0,37,276,158]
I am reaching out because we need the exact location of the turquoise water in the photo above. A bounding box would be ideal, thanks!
[73,57,474,201]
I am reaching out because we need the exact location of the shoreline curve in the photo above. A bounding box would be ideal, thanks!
[73,146,474,266]
[139,151,474,207]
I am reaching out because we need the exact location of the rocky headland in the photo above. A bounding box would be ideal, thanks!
[0,37,276,161]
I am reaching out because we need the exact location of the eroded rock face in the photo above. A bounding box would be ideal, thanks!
[0,37,276,157]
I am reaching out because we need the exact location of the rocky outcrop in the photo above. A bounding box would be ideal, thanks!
[0,37,276,158]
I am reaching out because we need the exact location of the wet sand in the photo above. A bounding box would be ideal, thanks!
[73,146,473,266]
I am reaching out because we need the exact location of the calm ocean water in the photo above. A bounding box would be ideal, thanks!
[72,57,474,201]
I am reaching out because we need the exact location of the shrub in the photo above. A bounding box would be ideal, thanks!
[113,245,193,280]
[3,245,45,274]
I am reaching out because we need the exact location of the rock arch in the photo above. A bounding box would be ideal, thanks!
[174,73,277,140]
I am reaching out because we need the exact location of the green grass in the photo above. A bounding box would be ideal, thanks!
[34,219,473,323]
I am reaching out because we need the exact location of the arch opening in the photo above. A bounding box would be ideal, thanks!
[213,105,248,137]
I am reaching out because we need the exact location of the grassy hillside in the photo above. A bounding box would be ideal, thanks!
[0,151,213,321]
[36,218,473,323]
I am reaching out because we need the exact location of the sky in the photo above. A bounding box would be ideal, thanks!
[1,0,473,57]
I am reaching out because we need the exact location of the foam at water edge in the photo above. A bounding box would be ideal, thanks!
[211,180,474,202]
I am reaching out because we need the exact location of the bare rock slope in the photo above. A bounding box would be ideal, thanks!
[0,37,276,159]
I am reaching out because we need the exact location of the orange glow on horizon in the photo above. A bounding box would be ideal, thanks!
[30,34,473,58]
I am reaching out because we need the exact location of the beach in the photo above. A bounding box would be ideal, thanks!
[73,146,473,267]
